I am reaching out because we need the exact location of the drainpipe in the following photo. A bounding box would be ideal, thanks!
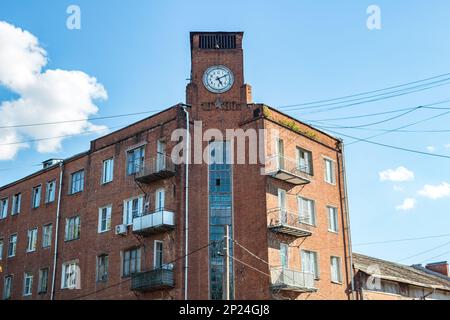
[51,161,64,300]
[340,140,355,300]
[181,104,190,300]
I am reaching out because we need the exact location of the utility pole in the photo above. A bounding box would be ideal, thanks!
[224,224,230,300]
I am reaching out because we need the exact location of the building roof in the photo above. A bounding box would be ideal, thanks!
[353,253,450,291]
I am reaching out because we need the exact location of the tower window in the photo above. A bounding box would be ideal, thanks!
[199,34,236,49]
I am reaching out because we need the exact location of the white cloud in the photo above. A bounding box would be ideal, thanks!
[445,144,450,149]
[395,198,416,211]
[418,182,450,200]
[426,146,436,153]
[379,166,414,182]
[393,185,404,192]
[0,21,107,160]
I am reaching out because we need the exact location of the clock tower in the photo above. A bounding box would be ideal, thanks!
[186,32,253,122]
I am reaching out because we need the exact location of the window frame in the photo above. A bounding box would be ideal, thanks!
[126,146,145,176]
[122,247,141,278]
[101,158,114,184]
[98,205,112,233]
[0,197,8,219]
[96,254,109,282]
[123,195,144,226]
[324,157,336,185]
[0,238,3,260]
[42,224,53,248]
[45,180,56,203]
[12,193,21,215]
[8,233,17,258]
[32,185,42,209]
[296,147,314,175]
[327,206,339,233]
[153,241,163,269]
[61,261,79,289]
[298,196,317,226]
[26,228,38,253]
[301,249,320,279]
[64,216,81,241]
[38,268,49,294]
[70,170,85,195]
[3,275,12,300]
[23,272,33,297]
[330,256,342,284]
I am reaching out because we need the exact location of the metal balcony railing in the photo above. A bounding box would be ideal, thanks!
[131,268,174,292]
[132,208,175,236]
[264,154,311,185]
[270,267,317,292]
[267,208,313,237]
[134,154,176,183]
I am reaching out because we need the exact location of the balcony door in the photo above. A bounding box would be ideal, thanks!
[157,140,166,171]
[276,138,285,170]
[280,243,289,269]
[278,189,287,223]
[155,188,165,211]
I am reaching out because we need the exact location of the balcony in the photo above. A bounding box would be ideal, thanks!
[270,267,317,292]
[131,268,174,292]
[132,209,175,236]
[264,155,311,185]
[134,154,176,184]
[267,208,313,237]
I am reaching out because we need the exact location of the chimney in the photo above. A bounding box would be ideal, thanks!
[425,261,449,276]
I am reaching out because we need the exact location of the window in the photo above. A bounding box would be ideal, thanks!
[297,147,313,175]
[32,185,41,208]
[12,193,21,215]
[1,198,8,219]
[123,196,144,225]
[156,140,166,171]
[8,234,17,257]
[65,216,80,241]
[45,180,56,203]
[155,188,165,211]
[102,158,114,184]
[42,224,52,248]
[122,248,141,277]
[154,241,163,269]
[324,158,336,184]
[127,146,144,175]
[330,256,342,283]
[98,206,112,233]
[96,254,109,282]
[62,261,79,289]
[38,268,49,294]
[301,250,319,279]
[328,206,338,233]
[3,276,12,300]
[23,272,33,296]
[70,170,84,194]
[298,197,316,226]
[276,138,285,170]
[0,239,3,260]
[280,243,289,268]
[26,228,38,252]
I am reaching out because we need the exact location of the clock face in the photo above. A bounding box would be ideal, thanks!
[203,65,234,93]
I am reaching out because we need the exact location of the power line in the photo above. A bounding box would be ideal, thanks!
[398,242,450,263]
[0,109,163,130]
[278,72,450,108]
[418,249,450,265]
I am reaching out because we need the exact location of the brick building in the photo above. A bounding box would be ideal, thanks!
[0,32,353,300]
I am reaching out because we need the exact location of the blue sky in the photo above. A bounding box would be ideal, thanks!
[1,0,450,265]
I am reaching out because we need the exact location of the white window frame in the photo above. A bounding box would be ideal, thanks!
[155,188,165,211]
[98,205,112,233]
[301,249,319,279]
[38,268,49,294]
[153,241,163,269]
[328,206,339,233]
[45,180,56,203]
[324,157,336,185]
[122,247,141,277]
[3,275,12,299]
[123,195,144,226]
[126,146,145,175]
[102,158,114,184]
[42,224,53,248]
[32,185,42,208]
[298,196,316,226]
[330,256,342,284]
[23,272,33,296]
[0,238,3,260]
[64,216,80,241]
[0,198,8,219]
[296,147,313,175]
[12,193,21,215]
[61,261,80,289]
[280,243,289,269]
[8,233,17,257]
[26,228,38,253]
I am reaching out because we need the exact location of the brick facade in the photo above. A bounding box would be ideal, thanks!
[0,32,352,300]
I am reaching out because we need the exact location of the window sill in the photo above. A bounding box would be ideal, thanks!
[26,250,36,254]
[98,229,111,234]
[328,230,338,234]
[101,181,113,186]
[68,191,83,196]
[64,238,80,243]
[331,280,343,285]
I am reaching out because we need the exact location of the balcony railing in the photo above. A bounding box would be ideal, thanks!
[264,155,311,185]
[132,209,175,236]
[134,154,176,183]
[270,267,317,292]
[267,208,313,237]
[131,268,174,292]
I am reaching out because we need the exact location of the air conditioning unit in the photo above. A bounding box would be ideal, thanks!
[115,224,128,235]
